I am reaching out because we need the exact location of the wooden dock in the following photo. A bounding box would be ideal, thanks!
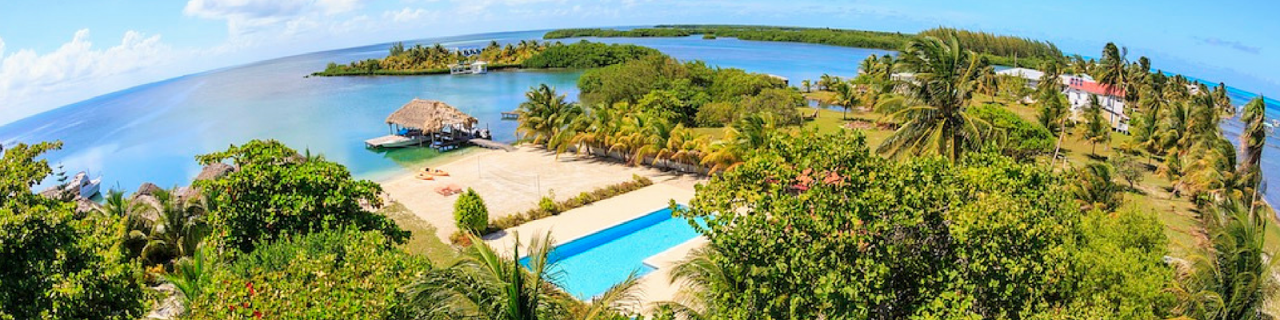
[500,111,519,120]
[365,135,414,148]
[469,139,516,152]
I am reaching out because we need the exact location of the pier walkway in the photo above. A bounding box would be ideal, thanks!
[469,139,516,152]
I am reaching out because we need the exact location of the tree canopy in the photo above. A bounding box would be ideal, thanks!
[673,130,1175,319]
[194,140,408,252]
[0,142,149,320]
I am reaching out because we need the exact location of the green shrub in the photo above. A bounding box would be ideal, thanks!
[967,104,1053,162]
[453,188,489,233]
[538,190,560,215]
[486,175,654,232]
[185,230,429,319]
[0,142,149,320]
[195,140,407,252]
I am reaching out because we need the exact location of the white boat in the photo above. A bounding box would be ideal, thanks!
[364,134,426,148]
[70,171,102,199]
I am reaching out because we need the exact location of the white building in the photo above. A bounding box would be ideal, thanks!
[1060,75,1128,133]
[996,67,1045,88]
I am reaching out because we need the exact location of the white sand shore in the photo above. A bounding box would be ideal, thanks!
[381,146,702,240]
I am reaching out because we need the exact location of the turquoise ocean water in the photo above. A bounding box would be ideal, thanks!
[0,29,1275,211]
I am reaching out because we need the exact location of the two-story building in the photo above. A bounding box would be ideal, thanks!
[1060,75,1128,133]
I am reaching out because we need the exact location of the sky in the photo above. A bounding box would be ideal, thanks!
[1,0,1278,125]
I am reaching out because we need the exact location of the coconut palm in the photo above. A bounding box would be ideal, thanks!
[563,104,623,157]
[831,81,861,120]
[141,188,209,266]
[1171,201,1274,320]
[818,74,839,91]
[700,113,777,174]
[657,124,709,173]
[1094,43,1128,128]
[976,65,999,103]
[800,80,811,93]
[876,35,993,161]
[401,232,641,320]
[1238,97,1267,188]
[163,244,215,303]
[1070,162,1124,212]
[631,113,675,166]
[654,247,746,320]
[1080,95,1111,156]
[98,189,151,259]
[517,84,574,145]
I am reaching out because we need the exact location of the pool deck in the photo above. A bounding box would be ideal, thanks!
[483,183,704,313]
[382,146,702,241]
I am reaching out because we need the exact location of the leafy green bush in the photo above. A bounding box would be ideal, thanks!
[0,142,149,320]
[538,193,560,215]
[453,188,489,233]
[676,130,1172,318]
[967,104,1053,161]
[185,229,429,319]
[483,175,653,233]
[194,140,407,252]
[695,102,736,127]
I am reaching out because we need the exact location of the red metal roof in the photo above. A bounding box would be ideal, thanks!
[1068,79,1125,98]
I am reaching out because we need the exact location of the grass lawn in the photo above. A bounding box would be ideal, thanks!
[793,90,1280,258]
[380,202,461,265]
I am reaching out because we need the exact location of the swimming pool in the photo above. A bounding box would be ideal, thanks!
[519,206,703,300]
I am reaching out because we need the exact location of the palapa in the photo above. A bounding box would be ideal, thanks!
[385,99,478,132]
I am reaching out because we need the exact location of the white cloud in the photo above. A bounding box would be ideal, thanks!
[385,7,430,23]
[0,30,172,124]
[184,0,368,36]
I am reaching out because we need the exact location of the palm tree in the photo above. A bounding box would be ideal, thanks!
[700,113,777,174]
[1172,201,1274,319]
[630,113,675,166]
[800,80,811,93]
[1070,162,1124,212]
[163,244,215,303]
[99,189,151,259]
[654,247,746,320]
[818,74,839,91]
[1094,43,1128,129]
[657,124,708,173]
[1080,95,1111,156]
[976,65,999,103]
[1238,97,1267,188]
[141,188,209,266]
[402,232,641,320]
[831,81,861,120]
[517,84,574,145]
[876,35,993,161]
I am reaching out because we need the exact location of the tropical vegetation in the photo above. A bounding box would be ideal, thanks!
[664,130,1176,319]
[314,40,660,76]
[546,25,1065,68]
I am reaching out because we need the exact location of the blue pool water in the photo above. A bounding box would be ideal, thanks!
[519,206,703,300]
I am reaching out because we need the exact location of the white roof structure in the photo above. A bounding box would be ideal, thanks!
[996,67,1044,81]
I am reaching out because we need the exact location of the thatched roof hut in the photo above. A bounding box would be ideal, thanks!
[386,99,477,132]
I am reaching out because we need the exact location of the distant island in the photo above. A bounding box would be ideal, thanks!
[311,40,660,76]
[546,25,1066,68]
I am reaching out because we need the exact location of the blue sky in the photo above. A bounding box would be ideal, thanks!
[1,0,1277,124]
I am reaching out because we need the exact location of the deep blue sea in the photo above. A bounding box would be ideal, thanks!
[1,29,1276,210]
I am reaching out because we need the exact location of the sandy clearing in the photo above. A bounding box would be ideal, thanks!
[381,146,702,240]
